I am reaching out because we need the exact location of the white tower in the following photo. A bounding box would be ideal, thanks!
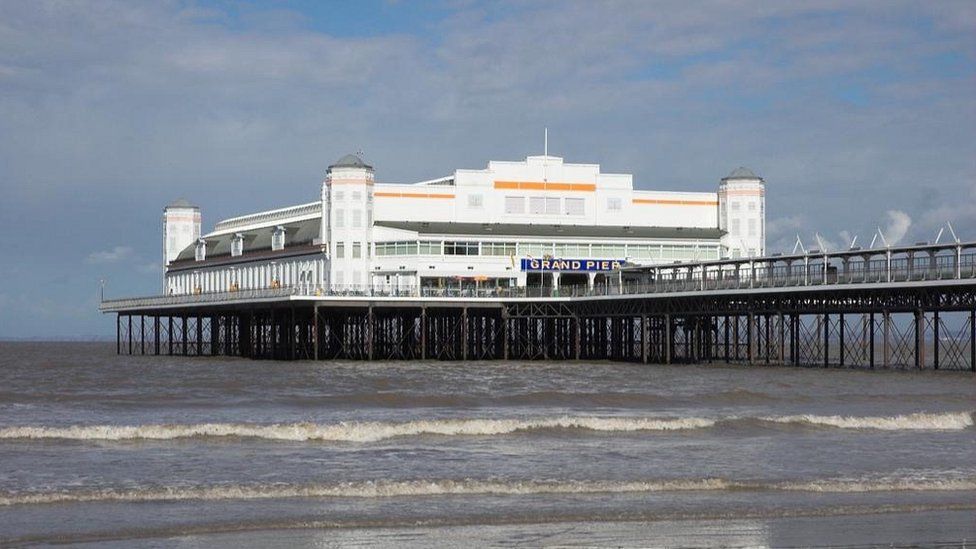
[323,154,374,291]
[162,198,201,266]
[718,167,765,258]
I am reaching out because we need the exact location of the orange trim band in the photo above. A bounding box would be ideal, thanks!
[374,192,455,199]
[632,198,719,206]
[494,181,596,192]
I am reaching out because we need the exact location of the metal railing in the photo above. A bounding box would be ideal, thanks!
[100,247,976,311]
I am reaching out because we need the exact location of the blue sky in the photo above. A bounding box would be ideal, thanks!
[0,0,973,338]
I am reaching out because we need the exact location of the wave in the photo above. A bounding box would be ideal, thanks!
[3,476,974,507]
[761,411,974,431]
[0,411,970,443]
[0,416,714,443]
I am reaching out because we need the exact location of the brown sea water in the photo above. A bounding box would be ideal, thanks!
[0,342,974,547]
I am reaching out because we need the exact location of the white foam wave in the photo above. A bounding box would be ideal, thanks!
[762,411,974,431]
[0,412,969,443]
[2,477,973,507]
[0,416,715,443]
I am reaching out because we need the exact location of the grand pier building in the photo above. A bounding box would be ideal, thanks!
[162,153,766,295]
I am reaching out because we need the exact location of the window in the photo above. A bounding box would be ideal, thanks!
[748,219,757,237]
[444,241,479,255]
[335,242,345,258]
[352,191,362,201]
[607,197,622,211]
[353,210,362,228]
[272,226,286,251]
[546,196,560,214]
[747,201,756,211]
[467,194,483,209]
[565,198,584,215]
[231,233,244,257]
[194,239,206,261]
[730,219,740,236]
[504,196,525,214]
[335,209,344,228]
[530,196,559,214]
[419,241,441,255]
[731,201,740,211]
[334,191,344,201]
[483,242,517,255]
[519,243,549,257]
[529,196,545,214]
[352,242,362,258]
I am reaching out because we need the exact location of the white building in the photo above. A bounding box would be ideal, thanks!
[162,153,766,295]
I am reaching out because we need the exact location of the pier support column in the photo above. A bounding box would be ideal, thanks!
[461,307,468,361]
[154,316,160,355]
[822,313,829,368]
[971,309,975,373]
[839,313,845,367]
[747,313,754,364]
[140,315,145,355]
[778,313,785,365]
[883,310,890,368]
[127,315,132,355]
[664,314,672,365]
[914,309,924,369]
[641,315,649,364]
[367,306,374,361]
[116,314,121,355]
[869,312,875,369]
[420,307,427,360]
[933,310,939,370]
[313,306,319,361]
[501,308,509,360]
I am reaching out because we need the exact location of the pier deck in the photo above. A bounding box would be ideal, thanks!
[101,242,976,370]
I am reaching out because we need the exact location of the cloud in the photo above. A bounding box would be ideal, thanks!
[0,0,974,336]
[87,246,134,264]
[881,210,913,246]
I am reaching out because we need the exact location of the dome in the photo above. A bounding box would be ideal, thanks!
[723,167,762,181]
[329,153,372,170]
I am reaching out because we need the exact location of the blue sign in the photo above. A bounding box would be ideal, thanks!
[520,258,625,272]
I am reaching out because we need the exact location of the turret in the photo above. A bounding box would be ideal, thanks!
[718,167,765,258]
[324,153,374,290]
[162,198,201,267]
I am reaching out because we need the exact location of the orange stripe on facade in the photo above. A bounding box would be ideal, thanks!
[374,192,455,199]
[632,198,719,206]
[493,181,596,192]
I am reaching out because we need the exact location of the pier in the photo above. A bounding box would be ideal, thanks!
[101,242,976,371]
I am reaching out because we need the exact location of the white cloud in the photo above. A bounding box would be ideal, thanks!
[87,246,134,264]
[881,210,913,246]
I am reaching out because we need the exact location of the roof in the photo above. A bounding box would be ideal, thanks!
[375,221,725,240]
[723,167,762,181]
[329,153,372,170]
[171,217,321,264]
[166,198,197,209]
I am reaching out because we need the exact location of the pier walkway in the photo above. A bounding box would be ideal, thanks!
[101,242,976,370]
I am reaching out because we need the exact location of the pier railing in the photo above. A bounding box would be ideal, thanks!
[100,243,976,311]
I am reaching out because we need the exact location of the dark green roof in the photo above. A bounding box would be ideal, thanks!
[173,217,321,263]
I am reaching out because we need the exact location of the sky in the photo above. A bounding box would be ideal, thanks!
[0,0,974,338]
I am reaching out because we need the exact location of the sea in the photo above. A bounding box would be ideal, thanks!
[0,341,973,547]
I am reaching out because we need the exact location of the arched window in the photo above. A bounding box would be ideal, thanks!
[194,239,207,261]
[231,233,244,257]
[272,226,286,251]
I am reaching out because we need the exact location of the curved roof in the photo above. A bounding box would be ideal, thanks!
[329,153,372,170]
[723,167,762,181]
